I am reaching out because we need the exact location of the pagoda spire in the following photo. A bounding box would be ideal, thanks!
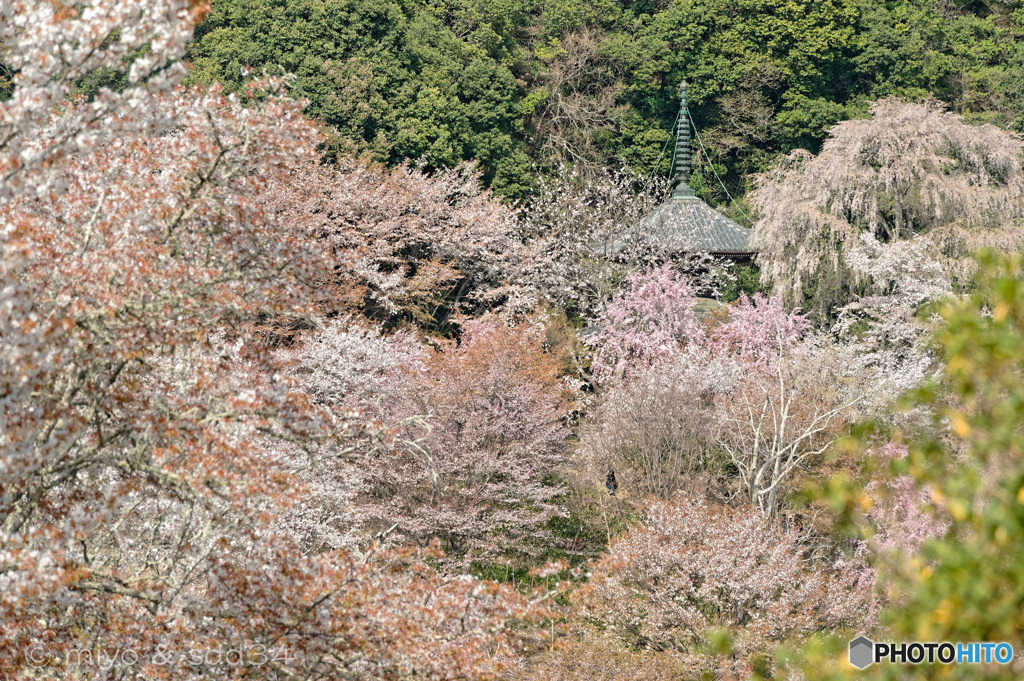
[671,80,696,199]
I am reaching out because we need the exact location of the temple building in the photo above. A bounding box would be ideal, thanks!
[611,81,755,260]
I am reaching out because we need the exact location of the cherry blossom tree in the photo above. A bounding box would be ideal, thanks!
[749,99,1024,318]
[356,317,576,565]
[569,494,867,680]
[272,314,576,567]
[519,164,726,318]
[581,348,722,501]
[712,292,810,366]
[582,283,867,511]
[281,316,425,417]
[1,5,550,679]
[520,164,668,316]
[833,233,950,405]
[864,444,950,558]
[586,264,704,383]
[1,0,207,200]
[266,158,534,329]
[270,317,427,555]
[833,442,952,616]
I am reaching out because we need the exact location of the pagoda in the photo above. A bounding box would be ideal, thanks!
[612,81,754,258]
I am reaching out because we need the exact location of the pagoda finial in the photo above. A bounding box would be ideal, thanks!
[671,79,696,199]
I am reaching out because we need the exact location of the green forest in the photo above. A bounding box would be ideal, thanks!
[180,0,1024,200]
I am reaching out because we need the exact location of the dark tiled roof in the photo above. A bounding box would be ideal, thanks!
[612,196,754,255]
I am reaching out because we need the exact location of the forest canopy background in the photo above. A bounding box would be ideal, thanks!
[170,0,1024,201]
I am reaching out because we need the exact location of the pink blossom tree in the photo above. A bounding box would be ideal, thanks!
[704,294,865,517]
[581,348,722,501]
[863,443,951,560]
[0,5,552,678]
[587,264,703,383]
[272,317,427,555]
[278,315,576,566]
[712,292,811,366]
[832,441,952,624]
[583,281,865,512]
[359,318,575,565]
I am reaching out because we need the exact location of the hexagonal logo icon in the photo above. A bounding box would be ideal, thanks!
[849,636,874,669]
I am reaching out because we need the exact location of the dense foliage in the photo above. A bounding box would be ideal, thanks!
[186,0,536,196]
[182,0,1024,200]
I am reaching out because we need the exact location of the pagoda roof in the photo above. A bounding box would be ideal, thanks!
[611,193,754,256]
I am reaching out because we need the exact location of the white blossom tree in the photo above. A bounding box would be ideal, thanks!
[750,99,1024,318]
[711,295,865,518]
[520,164,725,318]
[569,494,868,680]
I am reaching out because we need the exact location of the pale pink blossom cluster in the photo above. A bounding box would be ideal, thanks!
[712,292,810,366]
[750,98,1024,301]
[587,264,704,382]
[0,5,555,679]
[1,0,203,199]
[864,442,950,558]
[273,315,576,567]
[582,346,723,500]
[280,316,425,413]
[833,442,951,620]
[835,233,950,404]
[584,494,867,678]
